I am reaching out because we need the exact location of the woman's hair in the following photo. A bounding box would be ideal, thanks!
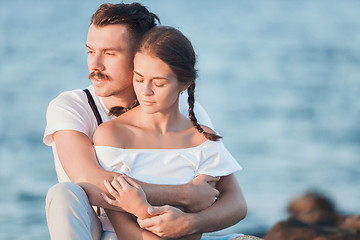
[135,26,221,141]
[90,3,160,45]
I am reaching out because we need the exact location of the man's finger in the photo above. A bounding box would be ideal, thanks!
[147,205,168,216]
[204,175,220,183]
[138,215,157,228]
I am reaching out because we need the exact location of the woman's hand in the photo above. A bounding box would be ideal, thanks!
[101,174,152,219]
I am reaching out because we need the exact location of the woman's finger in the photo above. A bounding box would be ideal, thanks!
[124,175,140,189]
[101,192,117,206]
[117,175,131,190]
[111,176,123,193]
[104,179,119,198]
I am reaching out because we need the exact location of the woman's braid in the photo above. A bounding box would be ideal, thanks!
[187,82,222,141]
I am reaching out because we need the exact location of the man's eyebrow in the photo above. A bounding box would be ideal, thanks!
[85,44,121,52]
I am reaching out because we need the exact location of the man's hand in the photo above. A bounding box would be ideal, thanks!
[184,175,220,212]
[137,205,194,239]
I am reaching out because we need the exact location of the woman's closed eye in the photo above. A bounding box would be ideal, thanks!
[134,77,144,83]
[153,80,167,87]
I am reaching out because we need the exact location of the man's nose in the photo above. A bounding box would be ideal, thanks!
[89,54,105,72]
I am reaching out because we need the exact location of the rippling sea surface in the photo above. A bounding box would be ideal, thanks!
[1,0,360,239]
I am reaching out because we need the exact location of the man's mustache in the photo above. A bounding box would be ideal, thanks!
[88,71,110,81]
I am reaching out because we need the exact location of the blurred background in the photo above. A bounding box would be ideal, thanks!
[1,0,360,239]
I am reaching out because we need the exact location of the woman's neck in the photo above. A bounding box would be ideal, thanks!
[139,105,188,135]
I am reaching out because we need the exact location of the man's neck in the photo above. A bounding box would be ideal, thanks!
[101,91,137,110]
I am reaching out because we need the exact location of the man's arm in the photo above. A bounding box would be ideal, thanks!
[188,174,247,233]
[137,174,247,238]
[53,130,121,209]
[136,174,220,212]
[53,130,219,210]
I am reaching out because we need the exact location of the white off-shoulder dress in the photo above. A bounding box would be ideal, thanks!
[94,140,242,231]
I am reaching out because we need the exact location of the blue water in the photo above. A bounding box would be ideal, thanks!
[1,0,360,239]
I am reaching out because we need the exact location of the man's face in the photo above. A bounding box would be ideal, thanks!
[86,24,134,98]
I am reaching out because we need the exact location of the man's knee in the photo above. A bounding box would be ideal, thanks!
[46,182,89,209]
[46,183,102,239]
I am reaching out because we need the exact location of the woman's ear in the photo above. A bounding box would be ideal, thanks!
[181,82,192,93]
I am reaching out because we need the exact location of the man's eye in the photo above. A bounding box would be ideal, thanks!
[134,78,143,83]
[105,52,114,56]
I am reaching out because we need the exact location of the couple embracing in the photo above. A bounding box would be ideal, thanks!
[44,2,247,240]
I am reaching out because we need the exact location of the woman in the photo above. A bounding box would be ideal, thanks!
[93,26,245,240]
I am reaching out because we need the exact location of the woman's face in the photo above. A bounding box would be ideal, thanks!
[133,52,187,114]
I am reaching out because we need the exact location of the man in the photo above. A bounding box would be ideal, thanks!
[44,3,246,240]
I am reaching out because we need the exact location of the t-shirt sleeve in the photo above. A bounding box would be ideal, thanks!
[196,141,242,177]
[43,91,93,146]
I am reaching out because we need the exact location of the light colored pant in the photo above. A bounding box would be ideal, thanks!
[45,182,242,240]
[45,182,115,240]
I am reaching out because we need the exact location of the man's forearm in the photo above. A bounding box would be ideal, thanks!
[188,174,247,234]
[134,175,220,211]
[137,174,247,238]
[136,180,188,206]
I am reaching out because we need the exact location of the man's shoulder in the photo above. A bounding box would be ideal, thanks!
[49,88,87,108]
[52,88,85,101]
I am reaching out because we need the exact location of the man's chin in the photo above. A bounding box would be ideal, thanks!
[93,86,110,98]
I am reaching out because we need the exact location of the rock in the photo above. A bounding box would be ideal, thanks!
[231,235,264,240]
[288,192,335,216]
[338,215,360,233]
[264,192,360,240]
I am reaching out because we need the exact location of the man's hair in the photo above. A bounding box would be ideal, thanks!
[90,2,160,42]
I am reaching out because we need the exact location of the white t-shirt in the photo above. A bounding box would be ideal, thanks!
[94,140,242,231]
[43,85,214,182]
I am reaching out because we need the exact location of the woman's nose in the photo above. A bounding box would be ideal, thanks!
[142,81,154,96]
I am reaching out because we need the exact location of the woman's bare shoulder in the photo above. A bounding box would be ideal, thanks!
[93,119,131,147]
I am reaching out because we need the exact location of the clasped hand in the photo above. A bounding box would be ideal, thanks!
[101,174,220,238]
[101,174,151,220]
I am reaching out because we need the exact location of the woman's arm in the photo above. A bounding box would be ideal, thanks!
[105,210,162,240]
